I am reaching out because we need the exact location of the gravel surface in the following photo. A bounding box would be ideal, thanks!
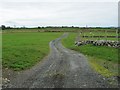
[2,33,118,88]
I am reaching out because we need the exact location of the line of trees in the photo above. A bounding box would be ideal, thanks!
[1,25,27,30]
[1,25,16,30]
[0,25,118,30]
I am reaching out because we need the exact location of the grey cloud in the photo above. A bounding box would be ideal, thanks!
[0,1,118,27]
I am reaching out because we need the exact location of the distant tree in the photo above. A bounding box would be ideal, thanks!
[1,25,6,30]
[38,26,41,29]
[6,26,12,29]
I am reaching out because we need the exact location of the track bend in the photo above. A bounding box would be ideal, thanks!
[6,33,116,88]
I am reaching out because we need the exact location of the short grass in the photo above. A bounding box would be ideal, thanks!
[72,44,118,63]
[81,37,118,41]
[88,56,118,77]
[62,32,119,77]
[2,32,62,71]
[79,31,117,36]
[3,28,117,37]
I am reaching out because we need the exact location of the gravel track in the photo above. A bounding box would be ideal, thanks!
[3,33,118,88]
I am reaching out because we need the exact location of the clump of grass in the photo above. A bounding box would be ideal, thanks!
[90,61,115,77]
[88,57,117,77]
[88,56,119,74]
[52,72,65,79]
[2,32,62,70]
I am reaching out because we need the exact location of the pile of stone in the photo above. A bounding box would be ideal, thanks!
[2,78,10,88]
[75,40,120,48]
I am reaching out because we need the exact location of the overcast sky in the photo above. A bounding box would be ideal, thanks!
[0,0,119,27]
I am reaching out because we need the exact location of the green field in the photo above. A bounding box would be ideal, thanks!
[2,28,119,73]
[2,32,62,70]
[62,33,119,77]
[2,28,117,36]
[78,31,117,36]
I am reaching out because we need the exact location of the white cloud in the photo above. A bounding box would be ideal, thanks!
[0,1,118,27]
[0,0,119,2]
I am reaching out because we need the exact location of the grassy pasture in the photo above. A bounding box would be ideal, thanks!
[2,28,118,72]
[79,31,117,36]
[81,37,118,41]
[62,32,119,77]
[2,32,62,70]
[2,28,117,33]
